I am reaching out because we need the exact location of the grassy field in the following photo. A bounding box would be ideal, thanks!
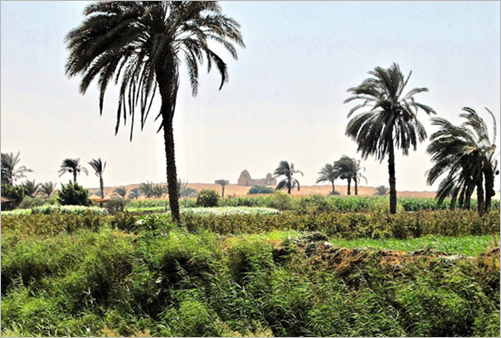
[1,201,499,337]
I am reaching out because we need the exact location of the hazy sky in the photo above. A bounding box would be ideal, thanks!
[1,1,500,191]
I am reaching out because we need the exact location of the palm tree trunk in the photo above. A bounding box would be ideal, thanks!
[476,175,485,215]
[331,180,335,194]
[162,118,181,224]
[388,141,397,214]
[99,176,104,208]
[347,179,351,195]
[483,167,495,213]
[73,172,77,184]
[354,178,359,196]
[222,185,225,198]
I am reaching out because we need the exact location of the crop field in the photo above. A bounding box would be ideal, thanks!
[1,194,500,337]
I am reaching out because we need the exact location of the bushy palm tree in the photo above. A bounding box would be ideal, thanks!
[113,186,127,198]
[40,182,57,199]
[374,185,388,196]
[345,63,435,213]
[316,163,339,195]
[65,1,244,224]
[128,188,142,200]
[333,156,367,196]
[88,158,106,202]
[1,151,33,185]
[215,179,229,198]
[58,158,88,183]
[22,180,40,198]
[427,107,499,213]
[139,181,167,198]
[274,161,303,194]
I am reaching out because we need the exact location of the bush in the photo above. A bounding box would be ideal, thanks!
[196,189,220,208]
[1,183,25,210]
[18,196,45,209]
[248,185,275,195]
[58,182,90,206]
[268,191,295,211]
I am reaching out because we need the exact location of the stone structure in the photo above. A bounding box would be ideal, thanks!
[237,170,276,186]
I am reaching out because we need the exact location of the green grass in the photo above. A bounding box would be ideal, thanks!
[328,234,500,257]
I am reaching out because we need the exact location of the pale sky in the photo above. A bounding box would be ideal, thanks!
[1,1,500,191]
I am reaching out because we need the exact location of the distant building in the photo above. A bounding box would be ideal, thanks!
[237,170,276,186]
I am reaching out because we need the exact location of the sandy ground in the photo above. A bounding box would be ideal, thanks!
[88,182,453,199]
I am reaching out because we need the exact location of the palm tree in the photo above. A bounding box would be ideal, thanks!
[333,156,367,196]
[215,179,229,198]
[139,182,155,198]
[22,180,40,198]
[58,158,88,183]
[1,151,33,185]
[40,182,57,199]
[274,161,303,194]
[113,186,127,198]
[374,185,388,196]
[88,158,106,203]
[345,63,435,213]
[427,107,499,213]
[128,188,142,200]
[65,2,245,224]
[316,163,339,195]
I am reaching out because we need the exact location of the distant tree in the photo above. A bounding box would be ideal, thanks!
[178,179,196,199]
[316,163,339,195]
[88,158,106,204]
[345,63,435,213]
[1,183,25,209]
[40,182,57,199]
[139,182,155,198]
[128,188,142,200]
[196,189,220,207]
[1,151,33,185]
[58,181,90,206]
[427,107,499,213]
[333,156,367,195]
[58,158,88,183]
[65,1,245,224]
[374,185,388,196]
[113,186,127,199]
[21,180,41,198]
[248,185,275,195]
[152,184,168,198]
[215,179,230,198]
[274,161,303,194]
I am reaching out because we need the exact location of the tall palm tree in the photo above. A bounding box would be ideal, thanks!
[58,158,88,183]
[427,107,499,213]
[65,2,244,224]
[274,161,303,194]
[40,182,57,199]
[22,180,40,198]
[88,158,106,203]
[1,151,33,185]
[215,179,229,198]
[316,163,339,195]
[345,63,435,213]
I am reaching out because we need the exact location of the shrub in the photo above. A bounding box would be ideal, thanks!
[58,182,90,206]
[18,196,45,209]
[268,191,294,211]
[248,185,275,195]
[196,189,220,208]
[1,183,25,210]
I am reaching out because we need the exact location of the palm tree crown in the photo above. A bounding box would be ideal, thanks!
[274,161,304,194]
[65,2,245,224]
[89,158,107,202]
[316,163,339,195]
[22,180,40,198]
[344,63,435,212]
[58,158,88,183]
[40,182,57,199]
[333,155,367,195]
[1,151,33,185]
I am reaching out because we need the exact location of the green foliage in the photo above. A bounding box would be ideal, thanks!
[248,185,275,194]
[18,196,45,209]
[196,189,220,208]
[57,182,90,206]
[1,183,25,209]
[268,191,294,210]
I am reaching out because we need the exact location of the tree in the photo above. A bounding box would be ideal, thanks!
[40,182,57,199]
[128,188,141,200]
[316,163,339,195]
[215,179,229,198]
[58,158,88,183]
[374,185,388,196]
[113,186,127,198]
[58,181,90,206]
[427,107,499,213]
[345,63,435,213]
[65,2,244,224]
[274,161,303,194]
[89,158,106,204]
[333,156,367,196]
[21,180,40,198]
[1,151,33,185]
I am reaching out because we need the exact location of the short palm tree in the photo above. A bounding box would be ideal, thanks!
[316,163,339,195]
[40,182,57,199]
[333,156,367,196]
[139,182,155,198]
[215,179,229,198]
[345,63,435,213]
[374,185,388,196]
[22,180,40,198]
[427,107,499,213]
[58,158,88,183]
[113,186,127,198]
[1,151,33,185]
[88,158,106,202]
[128,188,141,200]
[274,161,303,194]
[65,2,244,224]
